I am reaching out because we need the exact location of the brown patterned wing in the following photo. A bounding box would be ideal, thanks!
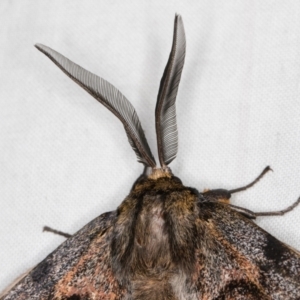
[194,200,300,299]
[0,211,127,300]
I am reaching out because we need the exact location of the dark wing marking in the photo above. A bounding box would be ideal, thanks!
[155,14,186,166]
[35,44,156,168]
[194,200,300,299]
[0,211,127,300]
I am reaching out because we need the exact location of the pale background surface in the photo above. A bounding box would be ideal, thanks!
[1,0,300,291]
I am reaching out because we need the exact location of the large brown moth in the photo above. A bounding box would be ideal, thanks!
[1,14,300,300]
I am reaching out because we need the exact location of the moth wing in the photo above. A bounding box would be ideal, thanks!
[196,200,300,299]
[0,211,126,300]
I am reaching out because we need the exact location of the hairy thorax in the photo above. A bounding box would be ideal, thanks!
[111,175,200,300]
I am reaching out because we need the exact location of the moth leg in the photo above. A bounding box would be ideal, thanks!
[228,166,272,194]
[202,166,272,219]
[201,189,257,218]
[202,189,232,204]
[202,166,272,205]
[43,226,72,238]
[254,196,300,216]
[227,204,257,219]
[228,196,300,219]
[203,167,300,219]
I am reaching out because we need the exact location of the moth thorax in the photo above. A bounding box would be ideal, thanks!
[148,167,172,180]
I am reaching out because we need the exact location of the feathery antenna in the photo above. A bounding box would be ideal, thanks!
[35,44,156,167]
[155,14,186,167]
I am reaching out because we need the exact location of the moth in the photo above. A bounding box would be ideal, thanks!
[1,14,300,300]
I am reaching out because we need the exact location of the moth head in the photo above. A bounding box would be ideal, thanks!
[35,14,186,179]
